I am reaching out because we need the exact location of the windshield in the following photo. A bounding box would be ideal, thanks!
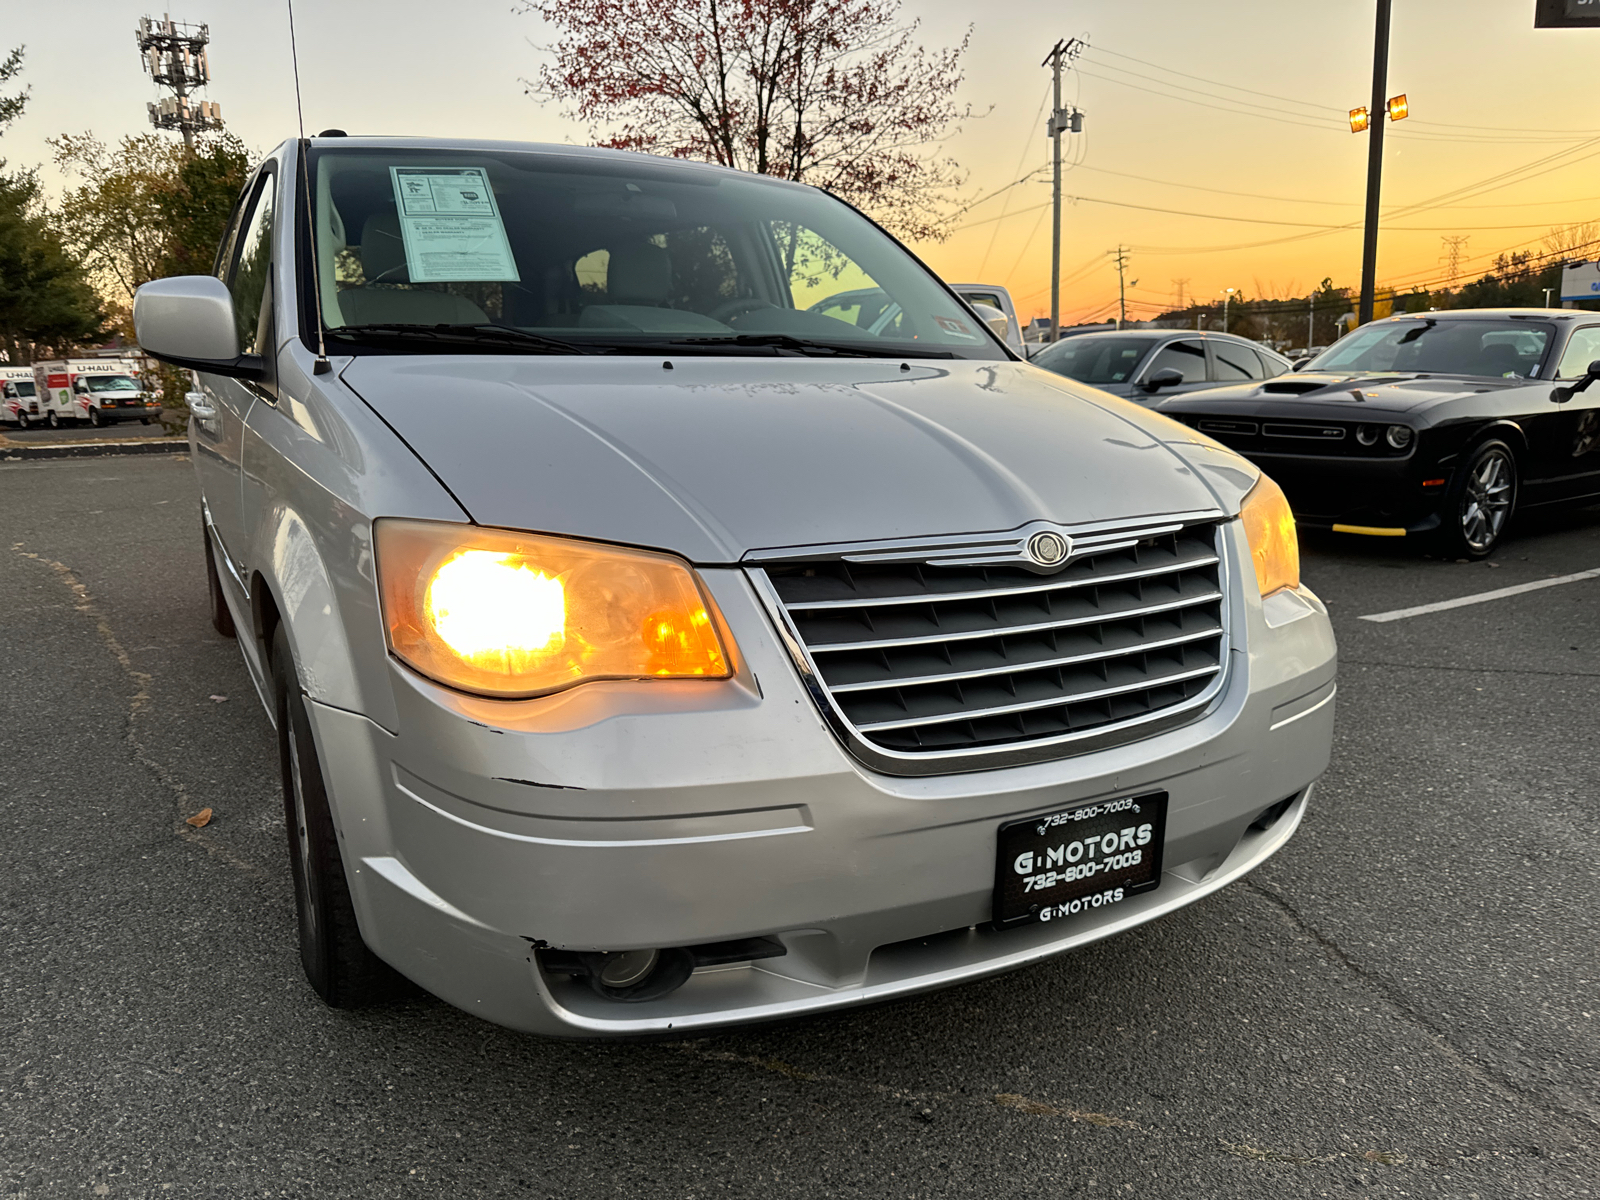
[85,375,140,392]
[307,147,1006,360]
[1307,320,1553,378]
[12,380,34,396]
[1029,336,1155,385]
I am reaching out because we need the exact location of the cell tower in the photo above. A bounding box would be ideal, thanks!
[136,14,224,148]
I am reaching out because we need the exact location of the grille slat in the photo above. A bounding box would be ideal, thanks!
[804,589,1223,653]
[855,663,1222,732]
[755,520,1229,767]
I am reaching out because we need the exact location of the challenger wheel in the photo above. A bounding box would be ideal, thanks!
[1440,439,1517,559]
[272,622,411,1008]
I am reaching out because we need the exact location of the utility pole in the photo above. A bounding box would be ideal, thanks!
[1357,0,1394,327]
[137,15,224,149]
[1110,247,1131,330]
[1043,38,1085,342]
[1172,279,1189,311]
[1221,287,1238,334]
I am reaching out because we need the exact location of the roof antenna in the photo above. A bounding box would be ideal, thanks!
[285,0,332,375]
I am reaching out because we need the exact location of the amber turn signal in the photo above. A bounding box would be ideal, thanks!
[374,519,732,698]
[1239,474,1300,598]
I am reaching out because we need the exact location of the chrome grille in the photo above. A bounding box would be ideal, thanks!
[751,519,1229,773]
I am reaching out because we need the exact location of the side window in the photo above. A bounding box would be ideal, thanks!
[1212,340,1266,381]
[1255,349,1289,378]
[1144,340,1206,383]
[227,173,276,354]
[1556,327,1600,379]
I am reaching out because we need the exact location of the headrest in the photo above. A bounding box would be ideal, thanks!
[360,210,408,283]
[606,242,672,306]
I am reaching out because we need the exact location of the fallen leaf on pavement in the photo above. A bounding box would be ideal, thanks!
[209,694,228,702]
[186,808,213,828]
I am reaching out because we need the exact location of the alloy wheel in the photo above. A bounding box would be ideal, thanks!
[286,720,320,950]
[1460,447,1513,553]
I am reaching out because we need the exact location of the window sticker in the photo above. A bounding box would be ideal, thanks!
[388,167,520,283]
[934,315,978,338]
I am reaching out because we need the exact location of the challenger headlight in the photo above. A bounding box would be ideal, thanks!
[1239,473,1300,597]
[375,519,733,698]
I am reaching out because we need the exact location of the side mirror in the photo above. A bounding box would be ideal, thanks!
[968,303,1012,344]
[1290,357,1313,371]
[1550,359,1600,405]
[1141,367,1185,394]
[133,275,263,380]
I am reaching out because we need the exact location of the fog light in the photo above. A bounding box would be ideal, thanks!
[1385,425,1414,450]
[597,948,658,989]
[1356,424,1380,446]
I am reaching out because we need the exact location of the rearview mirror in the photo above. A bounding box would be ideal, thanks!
[968,303,1011,343]
[1550,358,1600,405]
[1141,367,1185,393]
[133,275,263,380]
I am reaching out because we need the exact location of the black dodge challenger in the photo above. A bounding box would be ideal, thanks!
[1156,309,1600,558]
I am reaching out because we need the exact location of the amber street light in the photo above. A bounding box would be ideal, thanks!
[1387,94,1409,122]
[1349,107,1370,133]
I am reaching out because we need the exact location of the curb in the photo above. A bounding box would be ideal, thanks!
[0,438,188,462]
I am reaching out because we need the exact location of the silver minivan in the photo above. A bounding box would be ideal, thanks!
[133,137,1335,1036]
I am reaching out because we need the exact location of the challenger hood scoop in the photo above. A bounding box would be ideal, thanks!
[341,356,1228,563]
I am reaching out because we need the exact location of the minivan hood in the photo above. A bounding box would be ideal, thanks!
[341,356,1235,563]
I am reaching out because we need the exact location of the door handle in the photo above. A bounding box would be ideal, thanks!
[187,398,217,419]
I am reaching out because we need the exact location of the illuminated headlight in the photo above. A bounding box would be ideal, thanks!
[376,519,734,698]
[1385,425,1414,450]
[1239,474,1299,597]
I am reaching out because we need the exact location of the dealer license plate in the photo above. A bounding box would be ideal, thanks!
[993,792,1168,927]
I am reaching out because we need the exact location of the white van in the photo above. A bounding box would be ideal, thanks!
[31,359,162,428]
[1,366,43,428]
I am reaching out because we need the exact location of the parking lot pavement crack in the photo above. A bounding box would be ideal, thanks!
[1340,659,1600,679]
[1243,877,1600,1140]
[11,542,266,878]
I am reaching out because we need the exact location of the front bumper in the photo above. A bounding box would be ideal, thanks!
[1240,450,1445,533]
[304,524,1336,1036]
[89,403,161,424]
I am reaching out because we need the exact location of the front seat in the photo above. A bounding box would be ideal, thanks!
[1476,342,1520,378]
[604,241,674,306]
[335,211,488,327]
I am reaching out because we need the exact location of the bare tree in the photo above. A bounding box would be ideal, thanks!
[521,0,972,241]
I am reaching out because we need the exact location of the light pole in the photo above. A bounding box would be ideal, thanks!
[1221,287,1238,333]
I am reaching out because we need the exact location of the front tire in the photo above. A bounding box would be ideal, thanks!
[88,407,102,428]
[272,623,410,1008]
[47,411,60,429]
[15,411,29,430]
[1439,439,1517,559]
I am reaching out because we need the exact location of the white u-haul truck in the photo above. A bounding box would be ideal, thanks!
[1,366,44,427]
[31,359,162,428]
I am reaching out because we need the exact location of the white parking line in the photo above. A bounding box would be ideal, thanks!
[1358,567,1600,623]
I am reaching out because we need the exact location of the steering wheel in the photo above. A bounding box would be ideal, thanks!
[708,297,779,323]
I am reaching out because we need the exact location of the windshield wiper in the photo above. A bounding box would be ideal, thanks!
[327,323,592,355]
[662,333,951,359]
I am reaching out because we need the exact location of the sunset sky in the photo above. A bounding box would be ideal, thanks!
[6,0,1598,324]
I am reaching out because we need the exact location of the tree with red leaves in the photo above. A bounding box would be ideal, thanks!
[521,0,972,242]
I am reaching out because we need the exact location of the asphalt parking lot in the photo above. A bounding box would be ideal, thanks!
[3,454,1597,1199]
